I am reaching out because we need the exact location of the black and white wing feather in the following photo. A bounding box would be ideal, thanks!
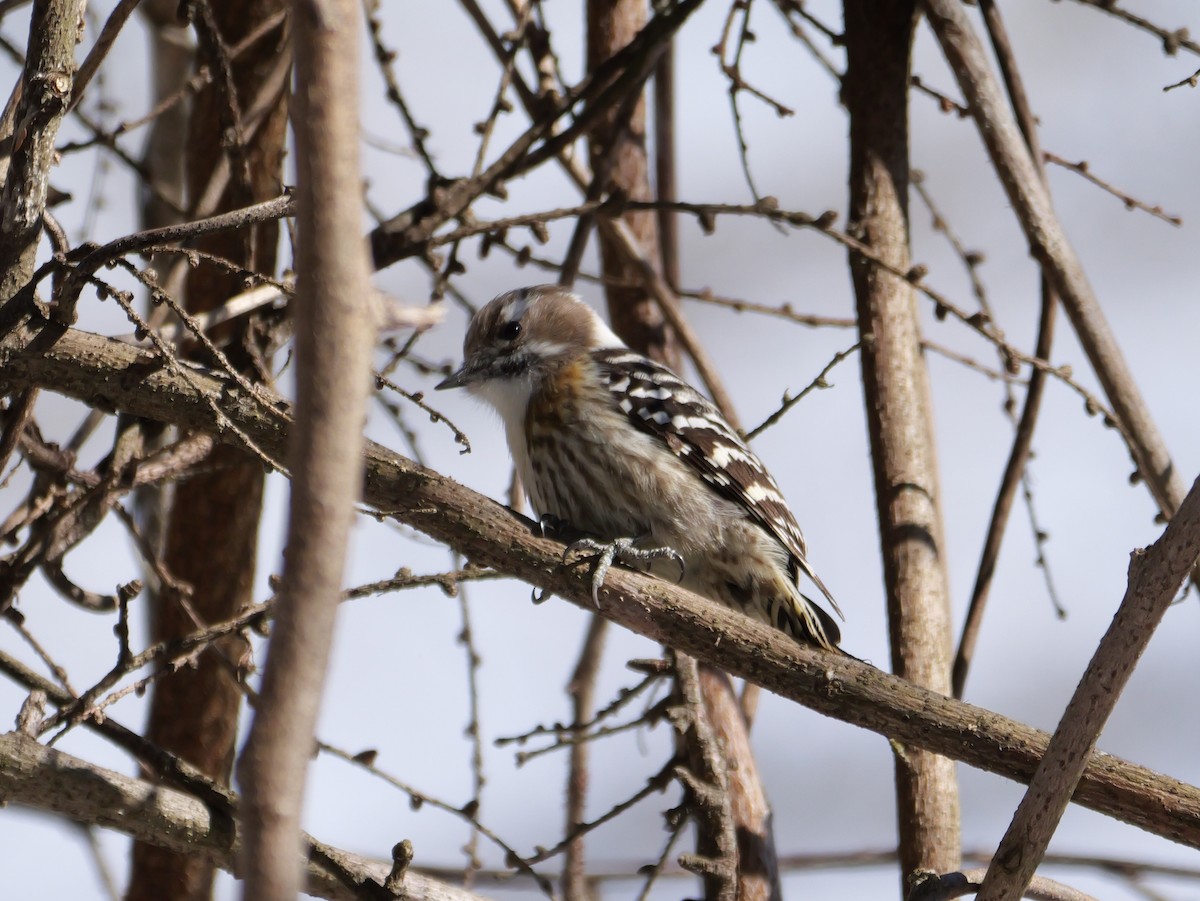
[593,349,842,619]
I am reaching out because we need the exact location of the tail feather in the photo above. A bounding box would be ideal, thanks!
[796,555,844,621]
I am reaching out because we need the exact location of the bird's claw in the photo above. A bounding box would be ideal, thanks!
[538,513,568,538]
[563,537,686,606]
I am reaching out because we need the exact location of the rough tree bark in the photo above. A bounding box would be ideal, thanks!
[976,476,1200,900]
[0,0,82,302]
[127,3,288,899]
[844,0,962,884]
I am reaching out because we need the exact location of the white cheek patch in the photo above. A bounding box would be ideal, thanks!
[471,377,534,428]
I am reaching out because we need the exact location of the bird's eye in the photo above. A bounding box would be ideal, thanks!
[499,321,522,342]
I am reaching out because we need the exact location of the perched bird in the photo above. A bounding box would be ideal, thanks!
[436,285,842,649]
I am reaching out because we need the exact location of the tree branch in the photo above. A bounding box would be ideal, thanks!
[0,0,82,304]
[845,0,960,879]
[0,313,1197,849]
[922,0,1188,523]
[235,2,376,899]
[0,731,492,901]
[977,474,1200,901]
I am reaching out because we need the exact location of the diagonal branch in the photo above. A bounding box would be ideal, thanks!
[954,0,1058,700]
[922,0,1188,524]
[0,314,1198,849]
[976,481,1200,901]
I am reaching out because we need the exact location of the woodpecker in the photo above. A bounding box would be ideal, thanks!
[437,285,842,649]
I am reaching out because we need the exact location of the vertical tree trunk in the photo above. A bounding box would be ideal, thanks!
[126,4,288,900]
[843,0,962,885]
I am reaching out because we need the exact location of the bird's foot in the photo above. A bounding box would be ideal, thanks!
[563,537,686,605]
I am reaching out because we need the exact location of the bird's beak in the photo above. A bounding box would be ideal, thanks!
[435,362,475,391]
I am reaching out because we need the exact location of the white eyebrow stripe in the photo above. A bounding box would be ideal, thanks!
[524,339,569,357]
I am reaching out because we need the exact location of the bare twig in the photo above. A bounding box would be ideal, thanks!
[456,566,485,884]
[52,191,295,322]
[1065,0,1200,58]
[69,0,140,112]
[317,739,552,892]
[1163,64,1200,92]
[363,0,438,177]
[744,340,861,441]
[1042,152,1182,226]
[953,0,1059,700]
[713,0,790,203]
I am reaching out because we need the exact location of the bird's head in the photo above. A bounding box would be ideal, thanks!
[436,286,624,397]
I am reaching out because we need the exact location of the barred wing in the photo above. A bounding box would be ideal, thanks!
[593,349,841,619]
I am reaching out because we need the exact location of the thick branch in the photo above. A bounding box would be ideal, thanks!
[977,476,1200,901]
[0,315,1197,848]
[845,0,960,879]
[0,0,82,303]
[0,731,489,901]
[586,0,678,369]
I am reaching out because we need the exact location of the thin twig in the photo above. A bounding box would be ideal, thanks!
[1042,152,1182,226]
[954,0,1060,700]
[1065,0,1200,58]
[744,341,861,441]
